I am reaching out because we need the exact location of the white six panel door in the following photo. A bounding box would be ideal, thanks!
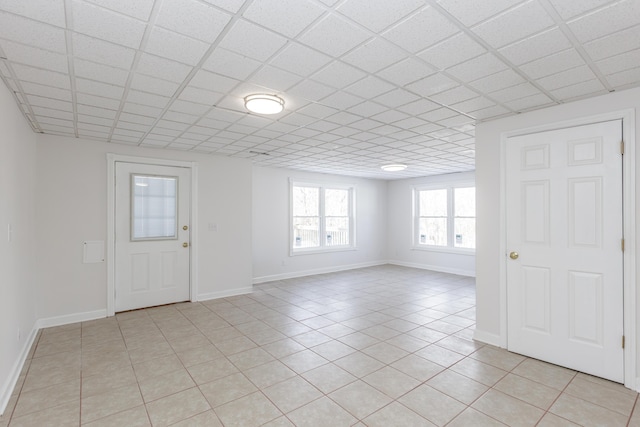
[115,162,191,312]
[506,120,624,382]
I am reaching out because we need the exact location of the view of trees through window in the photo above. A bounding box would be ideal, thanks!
[292,184,351,250]
[417,185,475,249]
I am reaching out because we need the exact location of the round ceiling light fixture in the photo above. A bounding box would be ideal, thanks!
[244,94,285,115]
[381,164,408,172]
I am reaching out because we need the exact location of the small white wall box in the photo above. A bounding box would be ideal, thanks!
[83,240,104,263]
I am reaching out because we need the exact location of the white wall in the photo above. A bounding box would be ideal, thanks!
[387,172,475,276]
[0,84,38,413]
[252,166,388,281]
[475,87,640,369]
[35,135,253,322]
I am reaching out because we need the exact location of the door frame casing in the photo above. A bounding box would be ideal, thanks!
[498,109,636,389]
[107,154,199,317]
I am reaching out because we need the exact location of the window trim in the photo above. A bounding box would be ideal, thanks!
[289,179,356,256]
[412,181,475,253]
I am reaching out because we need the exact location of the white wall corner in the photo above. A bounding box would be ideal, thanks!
[388,260,476,277]
[0,326,38,416]
[473,329,504,348]
[197,287,254,302]
[36,309,107,329]
[252,260,388,284]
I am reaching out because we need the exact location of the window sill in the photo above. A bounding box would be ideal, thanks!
[411,245,475,256]
[290,246,357,256]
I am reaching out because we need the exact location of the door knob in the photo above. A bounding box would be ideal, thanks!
[183,225,188,230]
[509,251,519,260]
[182,242,189,248]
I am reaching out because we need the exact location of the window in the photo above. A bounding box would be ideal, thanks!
[131,174,178,240]
[291,181,355,253]
[414,184,475,250]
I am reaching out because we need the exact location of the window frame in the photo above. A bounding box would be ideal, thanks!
[412,182,476,254]
[290,179,356,256]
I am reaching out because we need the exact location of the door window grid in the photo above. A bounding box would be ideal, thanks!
[131,174,178,241]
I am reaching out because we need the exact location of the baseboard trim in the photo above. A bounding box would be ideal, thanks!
[36,309,107,329]
[387,260,475,277]
[473,329,503,347]
[0,326,38,416]
[198,287,254,302]
[252,261,388,284]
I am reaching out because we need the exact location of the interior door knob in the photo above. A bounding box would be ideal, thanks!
[509,251,519,260]
[182,242,189,248]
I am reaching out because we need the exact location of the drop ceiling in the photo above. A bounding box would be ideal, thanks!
[0,0,638,179]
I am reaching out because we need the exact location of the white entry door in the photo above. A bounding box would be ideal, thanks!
[506,120,624,382]
[115,162,191,312]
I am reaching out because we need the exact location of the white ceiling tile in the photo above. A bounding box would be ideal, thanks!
[114,120,150,133]
[288,79,336,102]
[419,33,486,70]
[74,58,129,86]
[77,93,121,109]
[378,57,435,86]
[325,111,361,125]
[396,98,440,115]
[498,27,572,65]
[26,94,72,111]
[300,14,371,57]
[596,49,640,76]
[144,26,210,65]
[472,1,555,48]
[72,33,135,70]
[568,0,640,42]
[606,67,640,88]
[11,64,70,89]
[1,40,68,73]
[488,82,539,103]
[406,73,458,96]
[420,107,459,122]
[169,100,210,116]
[278,112,316,127]
[548,0,615,20]
[520,49,585,79]
[162,111,199,124]
[583,24,640,61]
[537,65,597,91]
[156,0,231,43]
[84,0,153,21]
[270,43,333,78]
[430,86,478,105]
[71,0,146,49]
[342,37,408,73]
[373,88,420,108]
[469,69,525,93]
[470,104,510,120]
[126,90,170,108]
[371,109,409,124]
[436,0,524,27]
[297,103,339,119]
[344,76,394,98]
[189,69,239,93]
[243,0,325,38]
[202,47,262,80]
[219,19,288,62]
[76,78,124,99]
[32,106,73,120]
[200,0,246,14]
[319,91,364,110]
[446,53,509,82]
[311,61,367,89]
[383,6,459,53]
[550,79,606,100]
[136,54,192,83]
[130,73,180,97]
[249,65,303,91]
[21,81,71,101]
[0,0,65,26]
[0,11,66,53]
[503,93,554,111]
[120,112,157,125]
[337,0,423,32]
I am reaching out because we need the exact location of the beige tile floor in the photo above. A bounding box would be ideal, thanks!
[1,265,639,426]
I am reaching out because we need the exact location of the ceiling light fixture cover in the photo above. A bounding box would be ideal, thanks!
[244,94,284,115]
[381,164,408,172]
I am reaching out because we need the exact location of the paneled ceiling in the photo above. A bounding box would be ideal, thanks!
[0,0,638,179]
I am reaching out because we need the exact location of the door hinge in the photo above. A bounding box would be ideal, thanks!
[620,141,625,155]
[622,335,625,349]
[622,238,625,252]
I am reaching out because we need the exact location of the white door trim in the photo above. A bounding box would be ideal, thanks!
[107,154,199,317]
[498,109,636,390]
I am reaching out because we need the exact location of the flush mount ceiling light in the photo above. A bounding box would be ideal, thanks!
[244,94,284,115]
[381,164,408,172]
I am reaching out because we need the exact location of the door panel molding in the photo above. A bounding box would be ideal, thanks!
[498,109,636,390]
[107,154,199,316]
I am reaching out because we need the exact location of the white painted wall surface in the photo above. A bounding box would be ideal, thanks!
[35,135,253,321]
[387,172,476,277]
[252,166,388,282]
[0,84,38,414]
[475,87,640,356]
